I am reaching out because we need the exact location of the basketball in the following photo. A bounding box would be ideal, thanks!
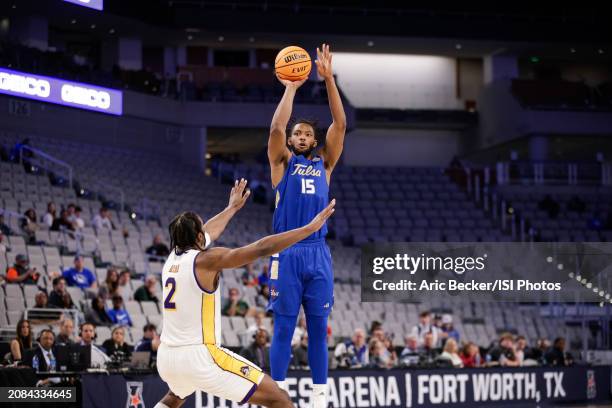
[275,46,312,81]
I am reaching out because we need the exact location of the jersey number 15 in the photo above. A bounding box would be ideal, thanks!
[301,179,315,194]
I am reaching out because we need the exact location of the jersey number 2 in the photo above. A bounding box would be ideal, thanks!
[164,277,177,310]
[301,178,315,194]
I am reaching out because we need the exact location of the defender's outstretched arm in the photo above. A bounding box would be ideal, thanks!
[203,179,250,242]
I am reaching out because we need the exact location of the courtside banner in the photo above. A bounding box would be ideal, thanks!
[63,0,104,11]
[0,68,122,115]
[361,242,612,303]
[81,366,611,407]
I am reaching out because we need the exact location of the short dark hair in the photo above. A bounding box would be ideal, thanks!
[168,211,205,254]
[289,118,318,139]
[39,329,55,338]
[143,324,156,332]
[52,276,65,286]
[419,310,431,318]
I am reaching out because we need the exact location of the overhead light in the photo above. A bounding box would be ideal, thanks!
[187,35,193,40]
[248,36,255,43]
[598,48,604,54]
[205,153,212,159]
[218,36,225,42]
[109,28,115,34]
[90,24,96,29]
[71,19,77,24]
[11,4,16,9]
[367,40,374,47]
[570,47,576,53]
[455,43,462,50]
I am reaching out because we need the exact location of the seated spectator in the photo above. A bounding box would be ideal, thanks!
[526,337,550,363]
[98,267,119,299]
[515,335,528,365]
[222,287,250,317]
[291,316,307,347]
[0,213,12,235]
[78,322,110,368]
[335,328,369,368]
[369,338,394,369]
[48,277,75,309]
[116,269,132,302]
[107,295,133,327]
[382,336,398,367]
[437,338,463,368]
[545,337,573,367]
[102,326,133,363]
[258,263,270,287]
[134,275,159,302]
[42,202,56,228]
[25,329,59,380]
[369,320,383,336]
[243,310,266,346]
[6,254,40,285]
[487,332,520,367]
[10,319,33,362]
[0,231,8,254]
[145,234,170,259]
[538,194,560,219]
[134,324,160,359]
[460,342,482,368]
[92,207,115,232]
[399,334,420,367]
[255,284,270,312]
[239,328,270,371]
[50,210,75,232]
[241,263,258,287]
[410,311,439,347]
[440,314,460,344]
[62,255,97,289]
[73,206,85,229]
[418,332,441,367]
[85,296,113,327]
[56,318,75,346]
[292,333,309,369]
[21,208,39,244]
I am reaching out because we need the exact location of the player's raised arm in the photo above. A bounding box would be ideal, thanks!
[201,199,335,271]
[268,76,307,186]
[317,44,347,173]
[203,178,250,242]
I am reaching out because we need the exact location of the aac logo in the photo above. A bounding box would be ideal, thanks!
[61,84,111,110]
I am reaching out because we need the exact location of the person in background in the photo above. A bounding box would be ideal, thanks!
[21,208,39,244]
[85,296,113,327]
[116,269,132,302]
[515,335,528,365]
[222,287,250,317]
[417,332,440,367]
[254,284,271,312]
[291,316,307,348]
[62,255,97,290]
[258,263,270,287]
[240,328,271,371]
[460,342,482,368]
[526,337,550,363]
[440,314,460,343]
[437,338,463,368]
[410,311,439,347]
[79,322,110,368]
[73,206,85,229]
[487,332,520,367]
[241,263,258,287]
[10,319,32,362]
[243,310,267,346]
[6,254,40,285]
[101,326,133,362]
[368,338,394,369]
[56,318,75,346]
[42,202,57,228]
[92,207,114,232]
[134,323,160,359]
[399,334,420,367]
[26,329,58,383]
[0,231,7,254]
[545,337,573,367]
[134,275,159,302]
[48,277,75,309]
[334,328,369,368]
[145,234,170,259]
[99,268,119,299]
[51,210,75,232]
[0,212,13,235]
[292,333,309,369]
[382,336,398,367]
[106,295,133,327]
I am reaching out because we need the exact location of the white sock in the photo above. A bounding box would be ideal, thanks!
[276,380,288,392]
[311,383,327,408]
[154,403,170,408]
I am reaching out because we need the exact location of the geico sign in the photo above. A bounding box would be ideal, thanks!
[0,72,51,98]
[61,84,111,109]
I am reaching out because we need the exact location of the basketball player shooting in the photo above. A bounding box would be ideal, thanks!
[268,43,347,408]
[154,179,336,408]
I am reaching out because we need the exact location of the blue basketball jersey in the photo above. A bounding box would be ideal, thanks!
[273,154,329,241]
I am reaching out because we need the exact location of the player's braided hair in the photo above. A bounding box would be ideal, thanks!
[168,211,205,255]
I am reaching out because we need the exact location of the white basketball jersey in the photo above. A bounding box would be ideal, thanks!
[160,248,222,347]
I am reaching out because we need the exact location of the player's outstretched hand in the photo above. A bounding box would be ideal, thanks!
[315,43,333,80]
[228,178,251,211]
[307,199,336,232]
[276,74,307,89]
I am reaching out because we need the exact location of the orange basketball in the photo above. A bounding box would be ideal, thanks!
[274,46,311,81]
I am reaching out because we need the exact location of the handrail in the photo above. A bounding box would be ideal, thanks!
[90,181,125,212]
[19,145,73,189]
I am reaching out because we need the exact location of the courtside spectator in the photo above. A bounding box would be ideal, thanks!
[63,255,97,289]
[438,338,463,368]
[399,334,420,367]
[21,208,39,244]
[48,277,75,309]
[134,324,160,359]
[369,338,394,369]
[0,212,13,235]
[526,337,549,363]
[145,234,170,259]
[487,332,520,367]
[10,319,32,362]
[78,322,110,368]
[418,332,440,367]
[292,333,309,369]
[134,275,160,302]
[56,318,75,346]
[222,287,250,317]
[460,342,482,367]
[51,209,75,232]
[92,207,114,231]
[85,296,113,326]
[42,202,56,227]
[545,337,574,367]
[116,269,132,302]
[334,328,369,368]
[107,295,133,327]
[102,326,133,361]
[239,328,270,371]
[515,335,527,365]
[6,254,40,284]
[410,311,439,347]
[26,329,58,376]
